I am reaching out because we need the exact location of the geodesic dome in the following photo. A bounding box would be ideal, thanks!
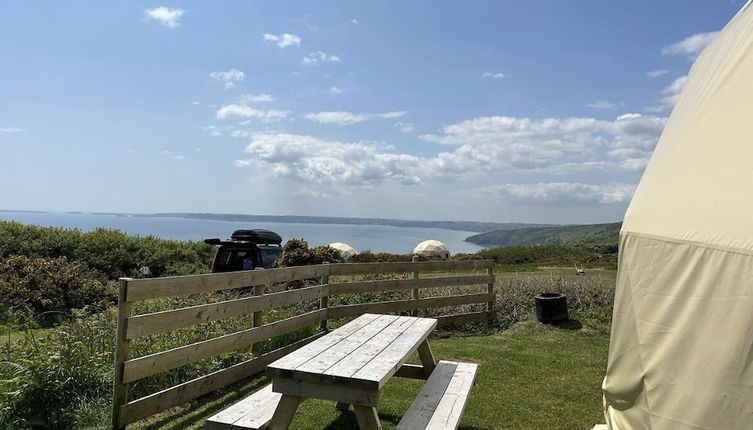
[603,3,753,428]
[412,240,450,259]
[329,242,357,259]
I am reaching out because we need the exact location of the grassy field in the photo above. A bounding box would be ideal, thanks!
[2,267,615,429]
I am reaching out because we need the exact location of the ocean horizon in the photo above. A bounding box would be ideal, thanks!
[0,211,484,255]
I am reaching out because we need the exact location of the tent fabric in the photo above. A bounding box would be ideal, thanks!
[602,2,753,429]
[329,242,357,258]
[413,240,450,258]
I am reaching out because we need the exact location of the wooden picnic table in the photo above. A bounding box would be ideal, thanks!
[265,313,438,430]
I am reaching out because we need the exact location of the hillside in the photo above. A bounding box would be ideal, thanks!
[465,222,621,247]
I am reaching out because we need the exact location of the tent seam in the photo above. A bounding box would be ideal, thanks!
[620,230,753,258]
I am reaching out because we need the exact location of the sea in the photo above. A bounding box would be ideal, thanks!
[0,211,484,255]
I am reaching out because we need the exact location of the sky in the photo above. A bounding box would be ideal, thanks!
[0,1,746,224]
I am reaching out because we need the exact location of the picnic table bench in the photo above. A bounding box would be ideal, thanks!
[205,313,478,430]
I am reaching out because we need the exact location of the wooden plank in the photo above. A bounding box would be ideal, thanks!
[486,265,496,323]
[396,360,478,430]
[268,313,381,374]
[122,309,326,383]
[320,262,330,331]
[425,362,478,430]
[411,255,420,317]
[126,285,326,339]
[112,279,132,430]
[251,285,264,355]
[126,264,330,302]
[204,384,281,430]
[417,340,436,377]
[328,260,493,276]
[320,317,418,380]
[396,361,458,430]
[290,315,400,376]
[351,318,436,389]
[327,293,495,320]
[394,364,429,380]
[119,333,323,427]
[327,275,494,296]
[354,405,383,430]
[436,311,494,328]
[272,378,379,407]
[267,394,302,430]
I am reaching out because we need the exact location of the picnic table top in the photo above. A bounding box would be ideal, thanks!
[267,313,437,390]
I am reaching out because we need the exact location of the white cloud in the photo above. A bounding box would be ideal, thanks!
[209,69,246,89]
[160,150,185,160]
[239,93,274,103]
[394,122,415,133]
[216,104,289,122]
[295,187,332,198]
[262,33,301,48]
[237,132,422,188]
[478,182,635,204]
[232,114,664,191]
[646,69,669,78]
[481,72,505,79]
[419,114,665,173]
[302,51,341,65]
[662,31,719,58]
[328,86,343,95]
[586,100,615,110]
[203,125,221,137]
[305,110,406,125]
[144,7,185,28]
[351,19,359,24]
[0,127,25,133]
[191,101,200,105]
[645,75,687,112]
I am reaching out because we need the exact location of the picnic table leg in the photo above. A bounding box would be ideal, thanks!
[336,402,350,411]
[353,405,383,430]
[417,339,436,377]
[268,394,303,430]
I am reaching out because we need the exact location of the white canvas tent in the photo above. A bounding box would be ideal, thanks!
[329,242,357,259]
[413,240,450,259]
[602,2,753,429]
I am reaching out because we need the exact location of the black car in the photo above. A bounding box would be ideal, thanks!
[204,229,283,272]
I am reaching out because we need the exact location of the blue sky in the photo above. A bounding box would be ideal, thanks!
[0,1,745,223]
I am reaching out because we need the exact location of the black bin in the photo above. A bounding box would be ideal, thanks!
[535,293,569,324]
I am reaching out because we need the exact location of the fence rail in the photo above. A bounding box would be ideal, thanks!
[112,259,495,429]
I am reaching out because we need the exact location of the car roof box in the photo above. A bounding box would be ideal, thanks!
[230,229,282,245]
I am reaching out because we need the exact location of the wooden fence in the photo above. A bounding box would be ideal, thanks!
[112,259,495,429]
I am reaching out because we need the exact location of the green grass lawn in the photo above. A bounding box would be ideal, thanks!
[133,320,609,430]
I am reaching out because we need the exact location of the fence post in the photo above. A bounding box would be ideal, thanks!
[251,283,264,354]
[112,278,132,430]
[486,262,496,324]
[320,261,330,331]
[411,255,420,316]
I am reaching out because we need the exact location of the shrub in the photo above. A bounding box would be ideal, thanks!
[276,239,342,267]
[0,221,215,279]
[0,310,115,429]
[0,255,114,322]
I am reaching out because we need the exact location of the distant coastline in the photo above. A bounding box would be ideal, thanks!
[1,210,545,234]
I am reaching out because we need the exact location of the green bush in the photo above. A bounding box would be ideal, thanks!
[277,239,342,267]
[0,255,114,322]
[0,221,215,279]
[477,245,611,267]
[0,310,115,429]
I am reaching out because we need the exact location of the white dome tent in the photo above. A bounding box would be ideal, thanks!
[412,240,450,259]
[602,2,753,429]
[328,242,357,259]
